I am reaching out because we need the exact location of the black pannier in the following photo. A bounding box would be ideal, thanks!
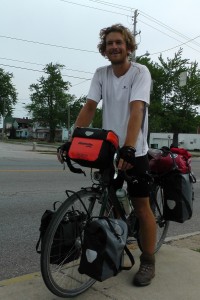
[78,217,134,282]
[36,205,85,264]
[149,146,196,223]
[162,171,195,223]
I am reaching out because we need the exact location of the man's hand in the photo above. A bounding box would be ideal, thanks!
[57,142,71,164]
[117,146,136,171]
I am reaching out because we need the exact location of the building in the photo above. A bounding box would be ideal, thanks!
[150,133,200,150]
[0,116,33,139]
[0,116,69,142]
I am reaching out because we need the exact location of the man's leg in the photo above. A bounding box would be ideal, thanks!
[131,196,157,286]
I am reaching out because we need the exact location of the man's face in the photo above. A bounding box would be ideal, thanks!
[105,32,129,65]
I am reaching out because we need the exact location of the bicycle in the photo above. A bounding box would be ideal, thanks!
[40,149,169,298]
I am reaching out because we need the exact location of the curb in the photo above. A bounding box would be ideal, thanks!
[164,231,200,243]
[0,273,40,287]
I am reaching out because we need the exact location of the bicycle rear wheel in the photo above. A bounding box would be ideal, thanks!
[151,185,169,252]
[41,188,108,298]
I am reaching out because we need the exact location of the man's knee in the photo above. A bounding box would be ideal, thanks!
[131,197,151,219]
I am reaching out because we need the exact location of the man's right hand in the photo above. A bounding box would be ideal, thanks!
[118,146,136,171]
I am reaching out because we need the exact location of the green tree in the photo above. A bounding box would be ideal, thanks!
[27,63,74,142]
[139,49,200,146]
[159,49,200,145]
[69,96,86,127]
[70,96,102,129]
[137,57,166,133]
[93,107,102,128]
[0,68,17,120]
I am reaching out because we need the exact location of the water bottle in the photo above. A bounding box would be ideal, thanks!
[116,188,131,216]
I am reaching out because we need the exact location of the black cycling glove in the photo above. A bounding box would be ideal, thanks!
[119,146,136,165]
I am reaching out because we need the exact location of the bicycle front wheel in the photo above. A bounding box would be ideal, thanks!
[151,185,169,252]
[40,188,106,298]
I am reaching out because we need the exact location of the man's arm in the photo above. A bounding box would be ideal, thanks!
[124,100,145,147]
[74,99,98,128]
[118,100,145,170]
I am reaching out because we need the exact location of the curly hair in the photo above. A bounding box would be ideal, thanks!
[97,24,136,57]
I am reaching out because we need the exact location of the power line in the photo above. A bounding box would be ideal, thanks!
[89,0,200,48]
[0,34,98,53]
[59,0,200,54]
[0,3,198,59]
[138,18,200,54]
[150,34,200,56]
[59,0,130,17]
[0,63,91,80]
[87,0,135,11]
[0,56,94,74]
[0,1,198,78]
[138,10,200,48]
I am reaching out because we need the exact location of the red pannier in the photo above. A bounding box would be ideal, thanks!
[149,146,191,174]
[68,127,119,169]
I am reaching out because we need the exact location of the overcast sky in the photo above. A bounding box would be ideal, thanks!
[1,0,200,122]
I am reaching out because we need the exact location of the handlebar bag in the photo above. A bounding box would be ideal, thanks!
[68,127,119,169]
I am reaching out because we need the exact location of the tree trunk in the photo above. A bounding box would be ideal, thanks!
[172,132,179,147]
[49,128,55,143]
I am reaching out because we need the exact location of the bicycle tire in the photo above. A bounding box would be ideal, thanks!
[41,188,111,298]
[151,185,169,252]
[136,184,169,253]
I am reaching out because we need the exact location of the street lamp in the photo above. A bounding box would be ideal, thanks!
[136,51,150,61]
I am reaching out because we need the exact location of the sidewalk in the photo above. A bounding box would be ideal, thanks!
[0,244,200,300]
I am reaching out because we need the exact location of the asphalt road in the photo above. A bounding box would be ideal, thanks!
[0,142,199,281]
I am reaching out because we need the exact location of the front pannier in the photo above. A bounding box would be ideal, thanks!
[68,127,119,169]
[36,206,85,264]
[78,217,134,282]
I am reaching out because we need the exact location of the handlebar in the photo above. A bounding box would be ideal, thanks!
[59,146,153,185]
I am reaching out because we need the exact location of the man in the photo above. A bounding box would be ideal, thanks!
[60,24,156,286]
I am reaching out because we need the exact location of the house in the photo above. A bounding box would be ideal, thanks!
[0,115,69,142]
[2,116,33,139]
[31,122,69,142]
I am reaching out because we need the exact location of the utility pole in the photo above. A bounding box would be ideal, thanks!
[67,105,70,130]
[131,9,139,62]
[0,96,5,140]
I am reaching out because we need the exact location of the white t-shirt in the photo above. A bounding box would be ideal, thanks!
[87,62,151,156]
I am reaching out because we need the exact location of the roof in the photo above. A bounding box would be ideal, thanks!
[14,117,32,124]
